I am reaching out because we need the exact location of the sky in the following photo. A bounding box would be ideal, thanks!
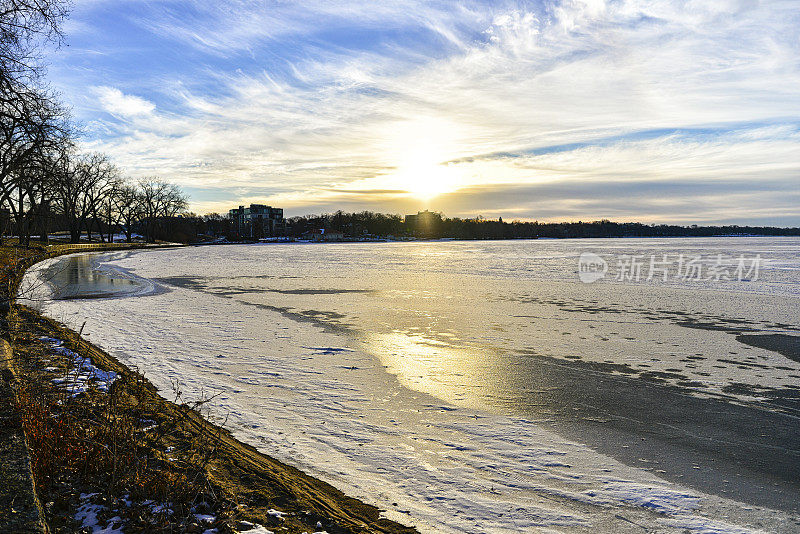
[46,0,800,224]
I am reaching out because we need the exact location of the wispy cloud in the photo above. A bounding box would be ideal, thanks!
[47,0,800,224]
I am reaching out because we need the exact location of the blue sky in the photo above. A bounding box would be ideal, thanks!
[47,0,800,224]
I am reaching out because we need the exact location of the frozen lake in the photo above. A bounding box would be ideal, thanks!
[23,237,800,533]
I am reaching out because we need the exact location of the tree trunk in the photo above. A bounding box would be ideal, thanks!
[94,215,105,242]
[18,190,29,247]
[38,210,48,243]
[107,203,114,243]
[37,198,49,243]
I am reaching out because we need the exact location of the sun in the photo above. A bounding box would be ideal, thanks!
[383,118,464,200]
[396,153,461,200]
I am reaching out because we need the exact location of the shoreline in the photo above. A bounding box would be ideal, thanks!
[2,242,416,533]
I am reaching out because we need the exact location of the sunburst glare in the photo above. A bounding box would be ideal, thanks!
[382,118,466,200]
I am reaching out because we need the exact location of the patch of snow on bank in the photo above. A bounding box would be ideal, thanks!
[41,337,117,396]
[75,494,124,534]
[266,508,287,520]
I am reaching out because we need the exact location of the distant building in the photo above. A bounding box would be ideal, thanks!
[229,204,286,238]
[405,210,442,226]
[405,210,442,237]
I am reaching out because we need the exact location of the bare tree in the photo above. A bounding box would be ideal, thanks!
[13,146,56,245]
[0,87,69,244]
[138,179,188,242]
[52,152,118,243]
[0,0,69,95]
[84,161,121,242]
[111,182,143,243]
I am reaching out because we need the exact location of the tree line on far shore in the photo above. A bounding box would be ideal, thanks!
[1,0,188,245]
[172,210,800,242]
[281,212,800,240]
